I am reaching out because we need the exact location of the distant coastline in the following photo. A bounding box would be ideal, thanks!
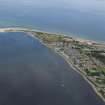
[0,27,105,46]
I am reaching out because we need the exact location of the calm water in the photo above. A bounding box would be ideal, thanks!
[0,32,104,105]
[0,0,105,42]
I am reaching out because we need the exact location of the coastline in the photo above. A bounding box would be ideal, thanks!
[53,49,105,103]
[26,32,105,103]
[38,38,105,103]
[0,27,105,45]
[0,27,105,103]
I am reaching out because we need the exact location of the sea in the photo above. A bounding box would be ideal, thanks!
[0,32,104,105]
[0,0,105,42]
[0,0,105,105]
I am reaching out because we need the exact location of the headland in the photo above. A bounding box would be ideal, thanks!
[0,27,105,102]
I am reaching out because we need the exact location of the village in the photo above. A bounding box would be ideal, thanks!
[33,31,105,99]
[1,27,105,100]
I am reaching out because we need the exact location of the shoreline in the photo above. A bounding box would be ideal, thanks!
[0,27,105,45]
[40,40,105,103]
[54,49,105,103]
[26,32,105,103]
[0,27,105,103]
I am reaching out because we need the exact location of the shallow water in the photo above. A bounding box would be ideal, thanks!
[0,32,104,105]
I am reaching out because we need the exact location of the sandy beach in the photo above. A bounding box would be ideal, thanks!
[0,27,104,45]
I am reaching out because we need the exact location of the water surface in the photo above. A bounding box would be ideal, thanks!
[0,0,105,41]
[0,32,105,105]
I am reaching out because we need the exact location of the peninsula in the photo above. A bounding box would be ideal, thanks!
[1,27,105,102]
